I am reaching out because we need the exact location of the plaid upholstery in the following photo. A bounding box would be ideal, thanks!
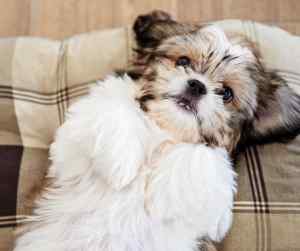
[0,28,131,250]
[0,21,299,251]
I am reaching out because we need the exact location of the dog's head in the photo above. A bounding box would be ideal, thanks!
[129,11,300,154]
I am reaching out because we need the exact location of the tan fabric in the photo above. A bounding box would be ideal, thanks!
[0,21,299,251]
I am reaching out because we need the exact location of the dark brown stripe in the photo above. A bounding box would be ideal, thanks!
[65,86,70,111]
[253,146,269,212]
[0,82,92,96]
[252,146,271,250]
[0,83,90,105]
[244,147,260,251]
[0,92,88,105]
[0,223,16,228]
[0,86,88,102]
[57,54,64,125]
[248,148,263,206]
[0,146,23,217]
[233,208,300,214]
[235,203,300,208]
[249,147,265,251]
[0,83,94,125]
[245,149,258,213]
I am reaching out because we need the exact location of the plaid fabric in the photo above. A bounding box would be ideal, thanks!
[0,21,299,251]
[0,28,131,250]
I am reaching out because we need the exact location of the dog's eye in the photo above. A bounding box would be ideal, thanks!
[222,87,234,103]
[175,56,191,67]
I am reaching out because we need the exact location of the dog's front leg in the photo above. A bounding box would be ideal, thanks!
[50,77,155,191]
[146,143,236,242]
[87,78,159,191]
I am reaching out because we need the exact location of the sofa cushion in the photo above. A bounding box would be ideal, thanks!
[0,21,299,251]
[0,27,130,250]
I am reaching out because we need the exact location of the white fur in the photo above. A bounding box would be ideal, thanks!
[14,76,236,251]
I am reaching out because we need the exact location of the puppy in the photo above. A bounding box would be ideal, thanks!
[14,11,300,251]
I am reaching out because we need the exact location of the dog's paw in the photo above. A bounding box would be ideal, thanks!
[203,147,235,242]
[208,208,233,242]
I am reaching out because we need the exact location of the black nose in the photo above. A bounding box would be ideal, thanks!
[187,79,207,97]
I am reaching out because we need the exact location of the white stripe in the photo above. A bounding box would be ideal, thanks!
[235,201,300,206]
[0,215,27,221]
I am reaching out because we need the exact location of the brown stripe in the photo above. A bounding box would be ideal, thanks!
[245,149,258,212]
[233,208,300,214]
[57,72,63,125]
[0,93,88,105]
[253,147,269,211]
[234,206,300,211]
[235,202,300,208]
[0,223,16,228]
[0,220,18,225]
[57,40,68,125]
[249,147,264,251]
[0,86,88,101]
[250,146,269,251]
[0,146,23,217]
[248,148,263,206]
[248,148,265,251]
[244,149,260,251]
[66,86,70,110]
[253,146,270,251]
[0,82,92,96]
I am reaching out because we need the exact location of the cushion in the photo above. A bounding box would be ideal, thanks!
[0,20,300,251]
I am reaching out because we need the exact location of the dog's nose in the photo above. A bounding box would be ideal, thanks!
[187,79,207,97]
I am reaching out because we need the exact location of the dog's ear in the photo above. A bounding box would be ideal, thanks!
[133,10,197,48]
[245,69,300,145]
[133,10,175,48]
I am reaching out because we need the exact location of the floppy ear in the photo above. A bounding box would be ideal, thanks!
[133,10,198,48]
[245,70,300,145]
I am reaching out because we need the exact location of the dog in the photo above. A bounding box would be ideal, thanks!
[13,11,300,251]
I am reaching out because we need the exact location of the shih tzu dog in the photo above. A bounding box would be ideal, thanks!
[14,11,300,251]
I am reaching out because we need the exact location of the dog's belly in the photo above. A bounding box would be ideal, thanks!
[14,179,199,251]
[14,146,234,251]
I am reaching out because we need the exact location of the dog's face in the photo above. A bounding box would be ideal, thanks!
[130,11,300,154]
[134,24,257,151]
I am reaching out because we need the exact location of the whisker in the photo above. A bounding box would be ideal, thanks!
[211,60,223,74]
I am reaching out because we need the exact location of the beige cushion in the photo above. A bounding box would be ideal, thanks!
[0,20,299,251]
